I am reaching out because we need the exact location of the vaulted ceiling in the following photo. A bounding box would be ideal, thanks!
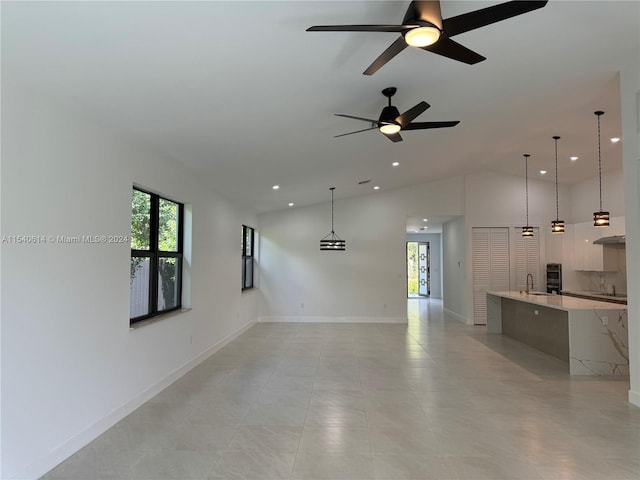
[3,1,638,214]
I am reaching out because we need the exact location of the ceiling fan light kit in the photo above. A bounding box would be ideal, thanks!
[404,25,441,47]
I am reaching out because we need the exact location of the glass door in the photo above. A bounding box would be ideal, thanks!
[407,242,430,298]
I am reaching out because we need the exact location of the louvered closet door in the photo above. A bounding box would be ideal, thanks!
[472,227,510,325]
[514,227,540,291]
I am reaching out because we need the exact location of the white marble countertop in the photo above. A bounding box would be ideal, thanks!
[487,291,628,311]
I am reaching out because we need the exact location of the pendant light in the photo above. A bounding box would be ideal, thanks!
[522,154,534,238]
[320,187,346,251]
[593,111,609,227]
[551,136,565,234]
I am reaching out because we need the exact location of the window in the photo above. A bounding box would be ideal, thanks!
[130,187,184,323]
[242,225,254,290]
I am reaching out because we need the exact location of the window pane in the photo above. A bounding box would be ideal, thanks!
[158,198,179,252]
[245,228,252,256]
[158,257,179,311]
[241,225,247,257]
[131,190,151,250]
[244,257,253,289]
[130,256,150,318]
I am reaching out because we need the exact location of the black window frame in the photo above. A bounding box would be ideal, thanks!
[242,225,255,291]
[130,187,184,324]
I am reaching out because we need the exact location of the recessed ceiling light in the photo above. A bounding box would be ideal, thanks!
[373,186,380,190]
[423,218,428,222]
[272,185,280,190]
[288,202,294,207]
[570,156,578,161]
[611,137,620,143]
[540,170,547,175]
[392,162,399,167]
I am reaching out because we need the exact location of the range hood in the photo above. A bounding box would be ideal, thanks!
[593,235,626,245]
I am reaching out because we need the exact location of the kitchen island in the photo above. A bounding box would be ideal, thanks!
[487,291,628,376]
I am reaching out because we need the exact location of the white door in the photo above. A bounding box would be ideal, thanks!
[472,227,510,325]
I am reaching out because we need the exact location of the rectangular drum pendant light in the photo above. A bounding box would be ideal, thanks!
[320,187,346,251]
[551,136,565,234]
[593,111,610,227]
[522,154,534,237]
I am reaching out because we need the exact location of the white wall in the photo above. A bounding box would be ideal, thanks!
[1,87,259,479]
[620,61,640,406]
[568,168,625,223]
[442,216,466,322]
[258,178,465,322]
[406,233,442,299]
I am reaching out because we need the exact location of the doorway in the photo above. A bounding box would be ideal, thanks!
[407,241,430,298]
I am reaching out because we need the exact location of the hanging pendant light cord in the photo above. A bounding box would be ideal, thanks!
[597,113,603,211]
[330,187,335,234]
[525,154,529,226]
[554,137,560,221]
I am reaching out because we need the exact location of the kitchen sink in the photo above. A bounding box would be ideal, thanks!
[528,292,550,296]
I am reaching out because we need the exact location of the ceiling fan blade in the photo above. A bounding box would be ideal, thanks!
[307,24,409,33]
[402,120,460,130]
[396,101,430,127]
[334,113,383,125]
[383,132,403,143]
[363,37,408,76]
[334,126,379,138]
[443,1,548,37]
[423,37,485,64]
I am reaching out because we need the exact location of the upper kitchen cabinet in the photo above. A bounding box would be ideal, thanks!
[574,217,625,271]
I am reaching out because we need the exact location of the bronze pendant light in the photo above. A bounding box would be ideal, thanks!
[522,154,534,237]
[551,136,565,234]
[320,187,346,251]
[593,111,610,227]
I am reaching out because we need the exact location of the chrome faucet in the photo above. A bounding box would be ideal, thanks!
[526,273,534,294]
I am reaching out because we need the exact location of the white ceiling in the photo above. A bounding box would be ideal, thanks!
[2,1,637,216]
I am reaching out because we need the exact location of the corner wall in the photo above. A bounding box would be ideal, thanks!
[620,61,640,407]
[0,87,259,479]
[442,217,467,322]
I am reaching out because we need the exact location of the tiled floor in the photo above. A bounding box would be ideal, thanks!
[42,299,640,479]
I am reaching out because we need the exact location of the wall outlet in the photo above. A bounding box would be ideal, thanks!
[602,316,609,326]
[534,310,539,316]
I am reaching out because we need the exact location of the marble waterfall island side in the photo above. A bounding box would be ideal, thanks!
[486,291,628,376]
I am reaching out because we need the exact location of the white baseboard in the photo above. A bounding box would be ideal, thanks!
[443,308,469,324]
[259,316,407,324]
[23,319,257,480]
[630,389,640,407]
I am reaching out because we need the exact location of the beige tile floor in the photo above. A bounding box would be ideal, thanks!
[42,299,640,479]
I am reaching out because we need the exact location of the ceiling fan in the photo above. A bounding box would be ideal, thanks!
[307,0,548,75]
[335,87,459,143]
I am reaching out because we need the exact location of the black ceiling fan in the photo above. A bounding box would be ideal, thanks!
[307,0,548,75]
[335,87,459,143]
